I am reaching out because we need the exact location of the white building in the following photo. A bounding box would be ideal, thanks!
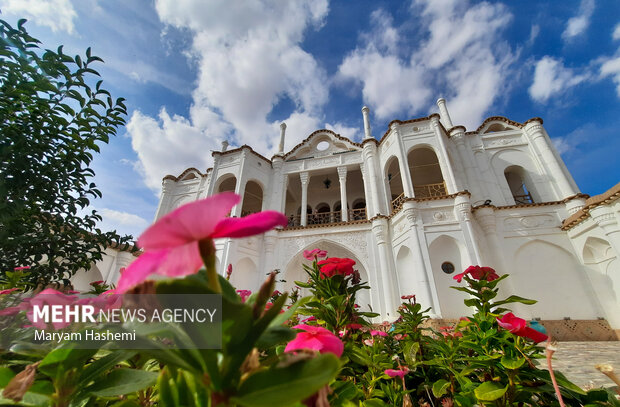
[79,99,620,336]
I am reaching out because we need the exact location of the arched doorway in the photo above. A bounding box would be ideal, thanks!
[231,257,259,291]
[583,237,619,327]
[241,180,263,216]
[408,147,446,198]
[283,240,373,313]
[504,166,536,204]
[385,156,404,211]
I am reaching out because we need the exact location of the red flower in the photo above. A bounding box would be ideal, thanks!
[347,323,363,330]
[90,280,104,286]
[285,324,344,357]
[497,313,548,343]
[0,288,19,295]
[453,265,499,283]
[317,258,356,279]
[236,290,252,302]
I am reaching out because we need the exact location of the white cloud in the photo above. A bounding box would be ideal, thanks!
[600,56,620,97]
[0,0,77,34]
[127,107,231,191]
[337,1,515,129]
[127,0,331,192]
[98,208,149,237]
[529,56,589,103]
[528,24,540,46]
[562,0,595,41]
[614,23,620,41]
[325,122,359,142]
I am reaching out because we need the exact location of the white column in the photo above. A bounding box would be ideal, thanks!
[524,120,577,199]
[372,217,399,318]
[360,162,374,218]
[430,115,459,193]
[154,178,175,221]
[300,171,309,227]
[337,166,348,222]
[402,201,437,316]
[362,106,372,139]
[262,233,277,280]
[436,98,453,129]
[391,123,414,197]
[454,194,483,265]
[363,143,384,216]
[278,123,286,154]
[451,127,487,199]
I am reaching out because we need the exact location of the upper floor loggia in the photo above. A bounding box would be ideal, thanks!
[156,98,585,225]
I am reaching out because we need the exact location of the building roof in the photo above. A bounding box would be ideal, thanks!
[561,182,620,230]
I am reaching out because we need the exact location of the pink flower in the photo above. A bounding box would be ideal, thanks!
[13,266,30,271]
[236,290,252,302]
[385,368,408,378]
[401,294,416,300]
[303,249,328,261]
[453,265,499,283]
[272,290,282,297]
[116,193,287,292]
[363,339,374,346]
[497,313,548,343]
[317,258,356,279]
[285,324,344,357]
[90,280,104,286]
[300,315,316,323]
[370,330,388,337]
[0,288,19,295]
[226,264,233,278]
[25,289,78,330]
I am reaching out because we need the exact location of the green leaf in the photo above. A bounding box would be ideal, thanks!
[432,379,450,397]
[474,382,507,402]
[38,347,97,376]
[232,354,340,407]
[77,350,136,387]
[84,368,158,397]
[0,367,15,388]
[500,355,525,370]
[493,295,537,307]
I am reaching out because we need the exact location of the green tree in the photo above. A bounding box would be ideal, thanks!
[0,19,134,287]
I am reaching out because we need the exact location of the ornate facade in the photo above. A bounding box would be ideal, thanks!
[77,99,620,333]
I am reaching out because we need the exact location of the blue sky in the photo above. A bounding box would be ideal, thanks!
[1,0,619,238]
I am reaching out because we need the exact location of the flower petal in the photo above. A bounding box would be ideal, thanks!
[139,192,240,250]
[115,250,171,293]
[212,211,287,238]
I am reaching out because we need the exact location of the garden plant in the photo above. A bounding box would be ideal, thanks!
[1,192,619,406]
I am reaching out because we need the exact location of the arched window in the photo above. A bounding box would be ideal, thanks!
[408,148,446,198]
[217,176,237,193]
[504,166,535,204]
[350,199,367,220]
[241,180,263,216]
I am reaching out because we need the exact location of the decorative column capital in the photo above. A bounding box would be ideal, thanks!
[524,120,545,138]
[299,171,310,186]
[454,195,472,222]
[450,128,466,144]
[474,206,496,234]
[372,219,388,245]
[590,206,617,230]
[404,207,419,225]
[337,166,347,180]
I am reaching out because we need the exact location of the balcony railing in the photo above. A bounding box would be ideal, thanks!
[512,193,534,204]
[349,208,367,220]
[391,193,405,211]
[413,182,447,198]
[285,209,367,227]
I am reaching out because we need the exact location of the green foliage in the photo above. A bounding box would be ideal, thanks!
[0,18,134,287]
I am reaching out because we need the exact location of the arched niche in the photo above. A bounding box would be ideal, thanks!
[231,257,259,291]
[241,180,264,216]
[408,147,446,198]
[71,265,104,292]
[283,240,373,312]
[395,246,434,313]
[428,235,470,318]
[582,237,619,327]
[512,240,600,320]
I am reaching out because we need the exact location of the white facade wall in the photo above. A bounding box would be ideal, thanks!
[91,101,620,328]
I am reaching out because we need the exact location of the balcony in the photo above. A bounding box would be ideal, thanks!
[286,208,367,227]
[512,193,534,205]
[413,182,447,198]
